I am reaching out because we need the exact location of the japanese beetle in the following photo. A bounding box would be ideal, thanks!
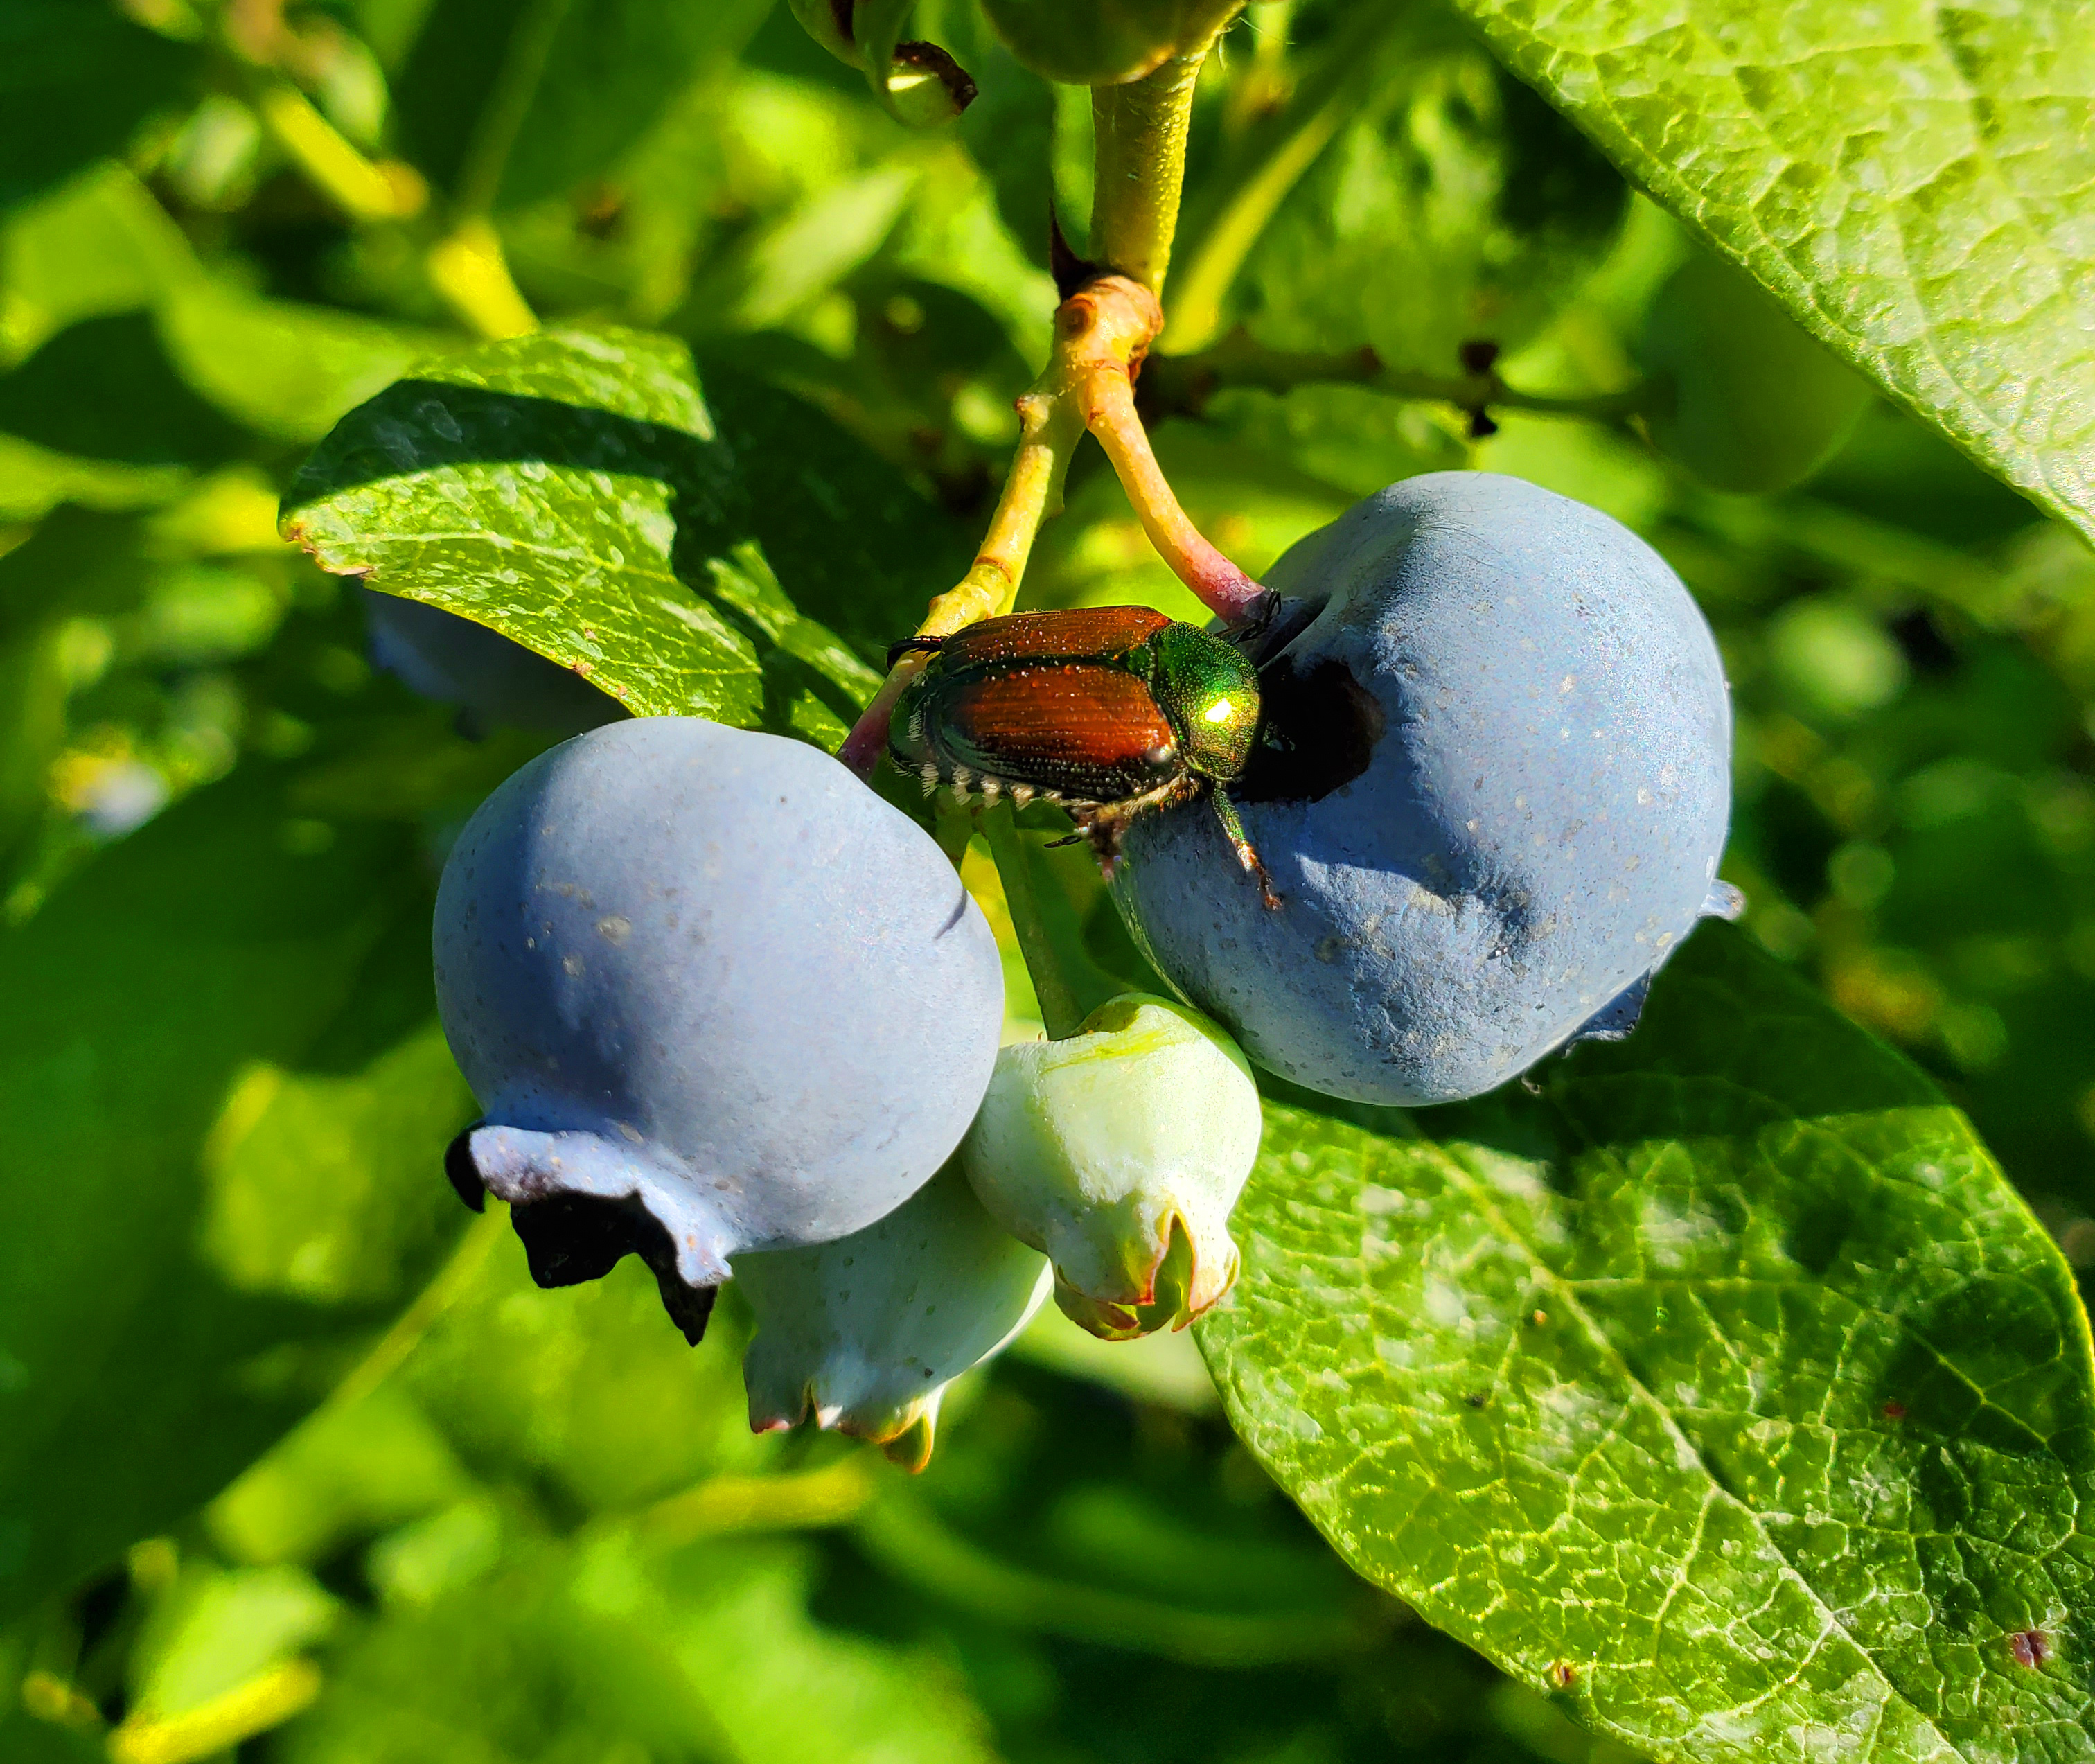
[887,606,1279,907]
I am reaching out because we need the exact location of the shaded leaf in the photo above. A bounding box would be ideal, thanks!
[209,1388,475,1569]
[1237,6,1627,372]
[1450,0,2095,540]
[0,762,456,1623]
[1200,922,2095,1764]
[0,1,199,213]
[400,1237,764,1514]
[391,0,772,211]
[281,1533,998,1764]
[0,312,248,469]
[198,1021,472,1308]
[282,328,963,741]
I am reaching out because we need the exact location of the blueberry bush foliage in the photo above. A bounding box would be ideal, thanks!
[3,3,2094,1763]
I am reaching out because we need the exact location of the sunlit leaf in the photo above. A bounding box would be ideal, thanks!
[1202,923,2095,1763]
[1451,0,2095,540]
[282,328,964,743]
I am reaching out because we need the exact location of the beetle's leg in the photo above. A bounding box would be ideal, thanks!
[1221,588,1282,653]
[1212,786,1281,910]
[884,634,947,670]
[1057,807,1120,878]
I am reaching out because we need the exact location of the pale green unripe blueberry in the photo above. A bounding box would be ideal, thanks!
[980,0,1243,85]
[785,0,977,129]
[960,994,1263,1341]
[1639,252,1873,494]
[739,1164,1050,1472]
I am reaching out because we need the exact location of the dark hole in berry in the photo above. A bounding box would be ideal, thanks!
[2009,1628,2052,1668]
[444,1125,487,1212]
[509,1192,715,1344]
[1237,657,1384,804]
[1459,339,1501,375]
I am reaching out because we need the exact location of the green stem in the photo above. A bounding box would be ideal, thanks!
[453,0,573,216]
[984,804,1086,1039]
[1090,29,1228,294]
[251,81,424,222]
[324,1208,504,1415]
[1166,5,1386,351]
[1381,367,1653,423]
[854,1489,1373,1668]
[613,1457,877,1549]
[1142,333,1655,425]
[1221,0,1297,141]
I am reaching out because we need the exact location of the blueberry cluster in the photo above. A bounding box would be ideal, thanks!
[426,714,1259,1465]
[403,469,1735,1464]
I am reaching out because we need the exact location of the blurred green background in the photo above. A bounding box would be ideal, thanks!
[3,1,2091,1760]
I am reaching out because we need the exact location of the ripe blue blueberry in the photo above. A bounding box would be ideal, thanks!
[435,718,1005,1338]
[364,588,621,736]
[1113,472,1737,1106]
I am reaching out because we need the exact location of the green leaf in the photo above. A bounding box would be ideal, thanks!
[0,312,249,468]
[281,328,964,741]
[1448,0,2095,543]
[0,432,186,522]
[1234,6,1627,373]
[391,0,772,212]
[1199,922,2095,1763]
[125,1562,337,1725]
[0,761,458,1623]
[0,1,200,213]
[281,1533,998,1764]
[0,164,197,362]
[159,286,455,446]
[208,1387,475,1569]
[400,1237,766,1514]
[197,1020,472,1309]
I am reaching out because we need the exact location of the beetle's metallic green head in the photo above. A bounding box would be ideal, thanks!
[1144,624,1262,782]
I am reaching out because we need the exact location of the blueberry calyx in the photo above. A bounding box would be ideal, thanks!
[443,1124,486,1212]
[509,1191,718,1346]
[444,1122,718,1343]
